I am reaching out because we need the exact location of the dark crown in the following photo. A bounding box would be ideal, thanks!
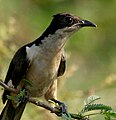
[41,13,80,37]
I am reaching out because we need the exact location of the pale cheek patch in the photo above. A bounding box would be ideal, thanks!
[7,79,14,88]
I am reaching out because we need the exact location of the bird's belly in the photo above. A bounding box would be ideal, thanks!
[25,56,61,97]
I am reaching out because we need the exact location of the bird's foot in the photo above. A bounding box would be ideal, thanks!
[16,89,29,103]
[7,89,29,105]
[50,98,70,117]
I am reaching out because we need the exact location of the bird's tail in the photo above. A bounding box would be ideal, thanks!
[0,100,27,120]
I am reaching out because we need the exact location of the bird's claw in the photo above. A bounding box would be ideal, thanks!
[16,89,29,103]
[50,98,68,116]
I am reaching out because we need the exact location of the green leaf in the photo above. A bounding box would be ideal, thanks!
[83,104,112,112]
[61,113,72,120]
[7,95,17,101]
[7,89,26,104]
[104,114,111,120]
[62,114,71,120]
[84,95,101,106]
[16,89,26,102]
[23,79,33,87]
[104,111,116,118]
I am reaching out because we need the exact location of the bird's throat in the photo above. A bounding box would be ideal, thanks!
[39,29,69,55]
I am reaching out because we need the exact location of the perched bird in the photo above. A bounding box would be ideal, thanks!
[0,13,96,120]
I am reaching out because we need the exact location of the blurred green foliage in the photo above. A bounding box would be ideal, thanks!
[0,0,116,120]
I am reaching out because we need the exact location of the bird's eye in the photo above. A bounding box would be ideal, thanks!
[66,17,73,24]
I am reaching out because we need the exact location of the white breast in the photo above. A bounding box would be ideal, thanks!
[25,29,69,97]
[25,44,62,97]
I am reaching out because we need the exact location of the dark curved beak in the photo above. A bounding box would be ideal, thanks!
[80,20,97,27]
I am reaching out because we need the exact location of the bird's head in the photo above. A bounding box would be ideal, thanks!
[47,13,96,36]
[39,12,96,46]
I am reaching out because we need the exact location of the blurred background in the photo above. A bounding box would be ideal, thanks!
[0,0,116,120]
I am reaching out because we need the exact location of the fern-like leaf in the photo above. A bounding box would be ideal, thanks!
[103,111,116,118]
[61,113,72,120]
[104,114,111,120]
[7,95,17,101]
[84,95,101,105]
[83,104,112,112]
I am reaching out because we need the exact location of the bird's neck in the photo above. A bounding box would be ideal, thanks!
[32,29,69,55]
[26,29,68,65]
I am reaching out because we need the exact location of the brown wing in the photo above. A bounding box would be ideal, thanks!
[2,46,30,104]
[57,51,66,77]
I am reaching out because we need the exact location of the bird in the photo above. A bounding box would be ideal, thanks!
[0,12,96,120]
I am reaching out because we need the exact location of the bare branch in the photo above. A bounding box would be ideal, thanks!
[0,79,19,94]
[28,97,60,114]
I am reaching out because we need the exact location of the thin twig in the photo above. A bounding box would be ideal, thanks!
[28,97,60,114]
[0,79,19,94]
